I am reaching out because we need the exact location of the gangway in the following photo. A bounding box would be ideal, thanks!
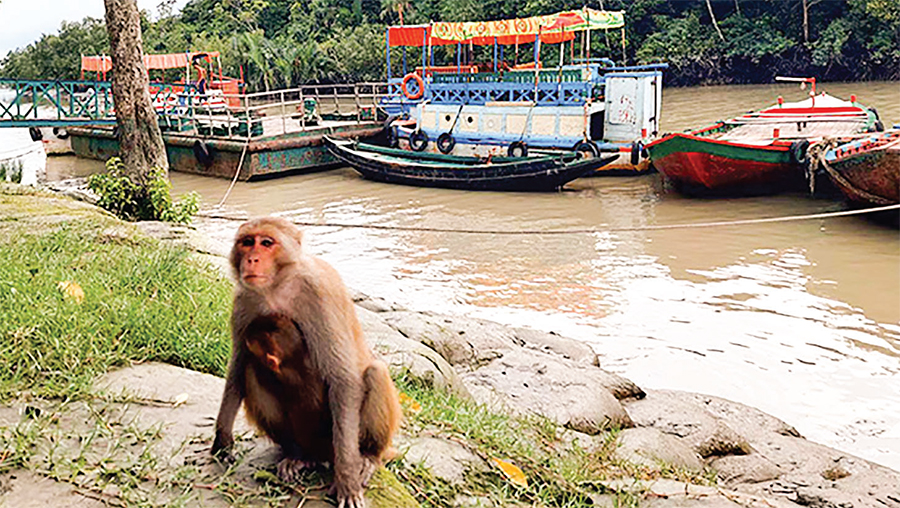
[0,78,117,127]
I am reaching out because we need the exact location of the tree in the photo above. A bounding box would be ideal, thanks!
[103,0,168,179]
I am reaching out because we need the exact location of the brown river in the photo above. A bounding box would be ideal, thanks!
[46,81,900,471]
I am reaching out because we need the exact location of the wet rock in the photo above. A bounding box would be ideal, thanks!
[711,454,782,486]
[459,348,632,434]
[510,327,600,367]
[352,289,407,313]
[615,427,703,472]
[400,436,488,485]
[381,311,516,367]
[358,307,471,399]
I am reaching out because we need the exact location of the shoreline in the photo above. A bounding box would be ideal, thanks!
[0,183,897,507]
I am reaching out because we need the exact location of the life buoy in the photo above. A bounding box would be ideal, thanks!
[507,141,528,158]
[193,140,214,166]
[436,133,455,154]
[409,130,428,152]
[28,127,43,142]
[573,140,599,159]
[401,73,425,100]
[790,139,810,165]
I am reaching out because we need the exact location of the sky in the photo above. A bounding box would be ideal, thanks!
[0,0,190,56]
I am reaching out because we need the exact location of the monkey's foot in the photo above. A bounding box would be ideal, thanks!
[276,457,316,483]
[360,457,380,487]
[329,483,366,508]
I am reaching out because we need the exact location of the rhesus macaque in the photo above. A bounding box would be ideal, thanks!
[212,217,401,508]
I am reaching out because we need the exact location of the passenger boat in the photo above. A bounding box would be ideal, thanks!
[645,77,882,196]
[380,8,666,174]
[324,135,615,191]
[811,130,899,209]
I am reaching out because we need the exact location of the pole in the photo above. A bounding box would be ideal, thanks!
[385,27,392,80]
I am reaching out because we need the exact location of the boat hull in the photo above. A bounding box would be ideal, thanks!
[821,132,900,225]
[646,133,802,195]
[325,137,614,192]
[68,123,383,180]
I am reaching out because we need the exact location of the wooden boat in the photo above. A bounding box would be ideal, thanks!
[812,130,899,209]
[645,78,880,196]
[324,136,616,191]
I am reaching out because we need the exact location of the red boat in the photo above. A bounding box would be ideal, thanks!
[645,78,881,196]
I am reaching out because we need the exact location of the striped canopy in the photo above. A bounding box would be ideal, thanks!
[388,8,624,47]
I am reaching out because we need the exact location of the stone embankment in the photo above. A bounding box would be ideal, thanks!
[0,186,897,507]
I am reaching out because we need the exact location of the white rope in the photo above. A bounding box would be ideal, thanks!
[198,203,900,234]
[214,134,251,209]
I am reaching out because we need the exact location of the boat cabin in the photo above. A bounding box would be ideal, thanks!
[382,8,666,167]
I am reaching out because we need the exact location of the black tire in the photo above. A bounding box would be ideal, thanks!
[193,140,213,166]
[790,139,810,165]
[507,141,528,158]
[436,133,456,154]
[409,130,428,152]
[52,127,70,139]
[573,140,599,158]
[630,141,643,166]
[28,127,43,142]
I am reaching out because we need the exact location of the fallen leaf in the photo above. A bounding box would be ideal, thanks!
[492,457,528,488]
[399,392,422,413]
[57,281,85,303]
[173,393,189,407]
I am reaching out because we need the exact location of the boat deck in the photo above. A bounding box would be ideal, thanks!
[718,121,866,143]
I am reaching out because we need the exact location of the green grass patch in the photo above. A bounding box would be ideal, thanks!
[0,218,232,400]
[392,371,631,508]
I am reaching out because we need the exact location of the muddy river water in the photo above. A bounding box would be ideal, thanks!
[45,81,900,470]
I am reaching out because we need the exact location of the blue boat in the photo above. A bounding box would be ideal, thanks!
[380,8,666,174]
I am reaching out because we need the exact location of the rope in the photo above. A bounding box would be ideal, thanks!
[197,204,900,234]
[214,133,252,209]
[809,137,893,206]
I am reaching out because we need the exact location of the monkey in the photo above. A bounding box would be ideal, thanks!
[212,217,402,508]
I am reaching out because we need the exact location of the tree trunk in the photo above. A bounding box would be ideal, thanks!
[104,0,168,181]
[802,0,809,43]
[706,0,726,42]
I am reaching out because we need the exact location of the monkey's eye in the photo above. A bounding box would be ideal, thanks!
[241,237,255,248]
[260,238,275,248]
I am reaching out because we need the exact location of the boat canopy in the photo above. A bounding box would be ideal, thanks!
[81,51,221,73]
[387,8,624,47]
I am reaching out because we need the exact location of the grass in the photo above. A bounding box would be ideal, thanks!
[0,217,233,400]
[390,371,706,508]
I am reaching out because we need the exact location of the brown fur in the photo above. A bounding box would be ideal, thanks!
[212,217,402,508]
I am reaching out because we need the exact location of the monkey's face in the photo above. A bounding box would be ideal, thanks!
[235,232,283,289]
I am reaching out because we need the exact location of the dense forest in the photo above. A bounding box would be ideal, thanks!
[2,0,898,89]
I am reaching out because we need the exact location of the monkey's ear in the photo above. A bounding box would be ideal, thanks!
[265,353,282,373]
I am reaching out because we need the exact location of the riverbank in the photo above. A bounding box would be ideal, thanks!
[0,183,897,507]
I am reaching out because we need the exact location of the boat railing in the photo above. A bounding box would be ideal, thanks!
[164,82,392,140]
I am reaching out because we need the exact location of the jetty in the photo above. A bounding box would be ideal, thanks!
[0,52,391,180]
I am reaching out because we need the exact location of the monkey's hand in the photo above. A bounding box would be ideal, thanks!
[210,433,235,463]
[330,472,366,508]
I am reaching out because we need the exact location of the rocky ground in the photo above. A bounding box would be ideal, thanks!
[0,185,897,507]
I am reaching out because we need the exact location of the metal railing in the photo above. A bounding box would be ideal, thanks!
[0,79,394,139]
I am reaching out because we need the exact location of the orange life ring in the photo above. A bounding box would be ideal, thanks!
[401,73,425,100]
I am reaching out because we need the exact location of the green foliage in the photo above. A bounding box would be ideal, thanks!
[87,158,200,224]
[0,220,231,400]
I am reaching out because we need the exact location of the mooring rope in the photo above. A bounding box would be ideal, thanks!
[197,203,900,234]
[214,133,252,209]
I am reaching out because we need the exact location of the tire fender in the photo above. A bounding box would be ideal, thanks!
[436,133,456,154]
